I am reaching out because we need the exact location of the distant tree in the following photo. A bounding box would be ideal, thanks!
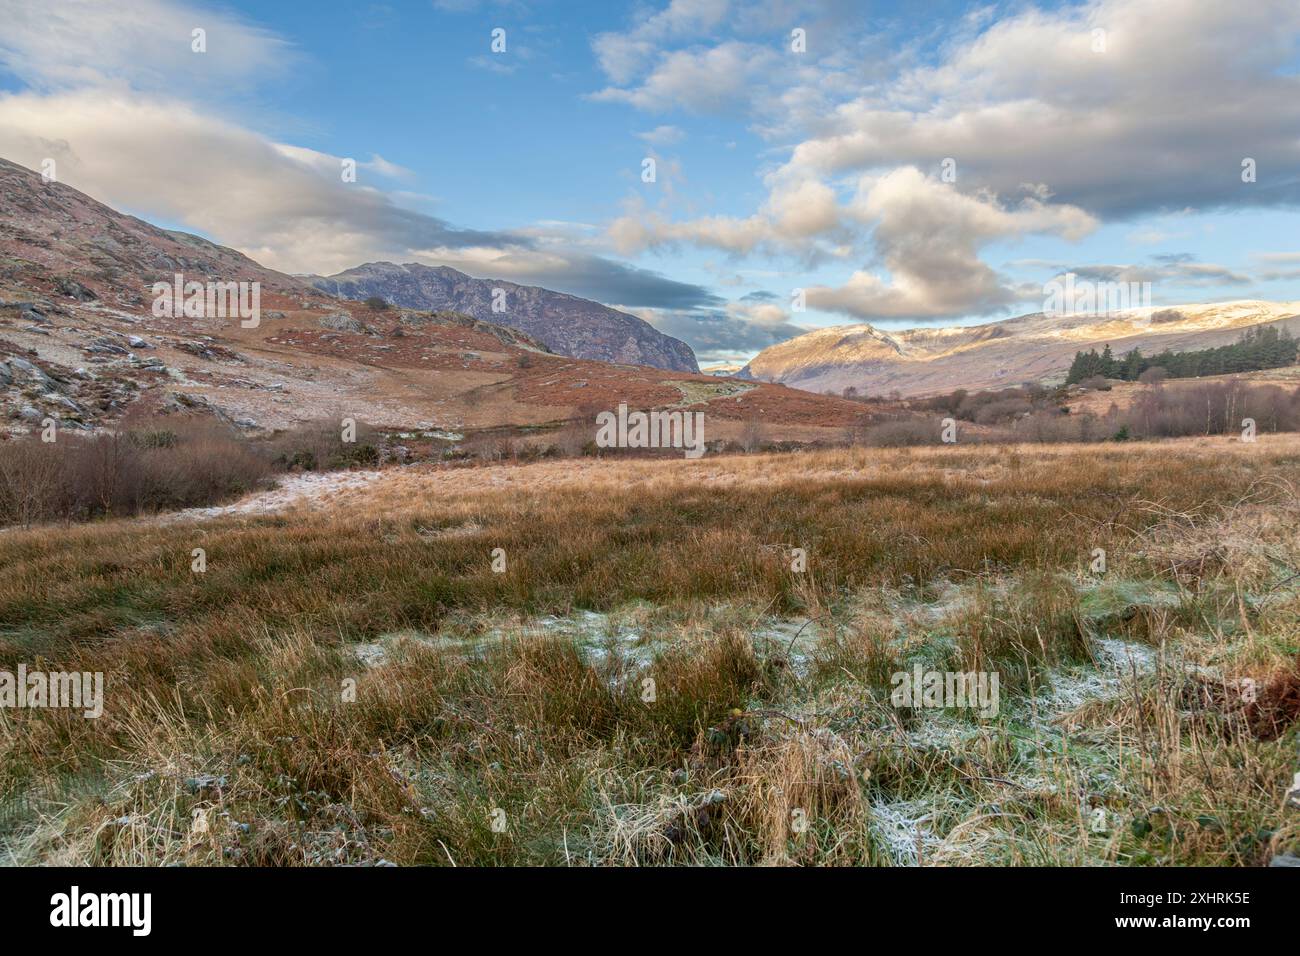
[1070,327,1296,385]
[1138,366,1168,385]
[1067,348,1106,384]
[1099,344,1117,377]
[364,296,389,311]
[1121,348,1143,381]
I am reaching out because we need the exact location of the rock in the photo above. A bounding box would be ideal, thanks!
[24,326,49,335]
[45,394,84,414]
[20,306,46,324]
[0,362,11,387]
[128,335,150,348]
[176,341,213,360]
[168,391,210,410]
[318,312,368,334]
[17,405,42,423]
[86,338,129,356]
[6,357,56,390]
[1269,853,1300,867]
[165,391,233,424]
[55,276,98,301]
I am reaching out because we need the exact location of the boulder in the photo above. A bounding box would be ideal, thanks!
[55,276,98,301]
[318,312,368,334]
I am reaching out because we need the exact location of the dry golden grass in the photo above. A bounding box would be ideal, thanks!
[1,435,1297,865]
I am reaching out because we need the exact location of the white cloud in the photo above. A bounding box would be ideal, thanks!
[778,0,1300,217]
[0,89,724,319]
[610,173,846,257]
[637,125,685,146]
[0,0,723,320]
[595,0,1300,325]
[804,167,1096,319]
[0,92,515,275]
[0,0,293,94]
[591,42,779,113]
[592,0,731,84]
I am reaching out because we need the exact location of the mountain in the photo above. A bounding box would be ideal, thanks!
[306,262,699,373]
[0,158,312,310]
[741,302,1300,397]
[701,362,746,376]
[0,156,865,444]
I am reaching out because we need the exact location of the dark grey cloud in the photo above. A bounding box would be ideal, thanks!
[1064,260,1250,287]
[431,248,725,312]
[518,254,725,311]
[644,308,806,363]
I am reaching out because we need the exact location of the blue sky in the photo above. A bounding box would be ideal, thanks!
[2,0,1299,364]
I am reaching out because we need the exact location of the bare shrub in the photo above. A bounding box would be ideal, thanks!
[972,396,1033,425]
[1121,380,1300,439]
[0,417,274,525]
[860,418,941,447]
[739,412,765,452]
[0,438,67,527]
[266,417,381,471]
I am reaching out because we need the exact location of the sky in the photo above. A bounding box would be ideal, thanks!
[1,0,1299,365]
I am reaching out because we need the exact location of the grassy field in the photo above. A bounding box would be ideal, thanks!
[1,436,1298,865]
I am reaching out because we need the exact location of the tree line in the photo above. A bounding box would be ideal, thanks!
[1066,325,1298,385]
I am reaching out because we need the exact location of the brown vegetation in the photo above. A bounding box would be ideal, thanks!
[1,438,1297,865]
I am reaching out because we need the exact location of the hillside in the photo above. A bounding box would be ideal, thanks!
[741,302,1300,397]
[307,261,699,373]
[0,157,863,443]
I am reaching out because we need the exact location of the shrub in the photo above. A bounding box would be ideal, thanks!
[0,415,388,527]
[266,418,382,472]
[860,418,943,447]
[1119,380,1300,439]
[0,417,272,525]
